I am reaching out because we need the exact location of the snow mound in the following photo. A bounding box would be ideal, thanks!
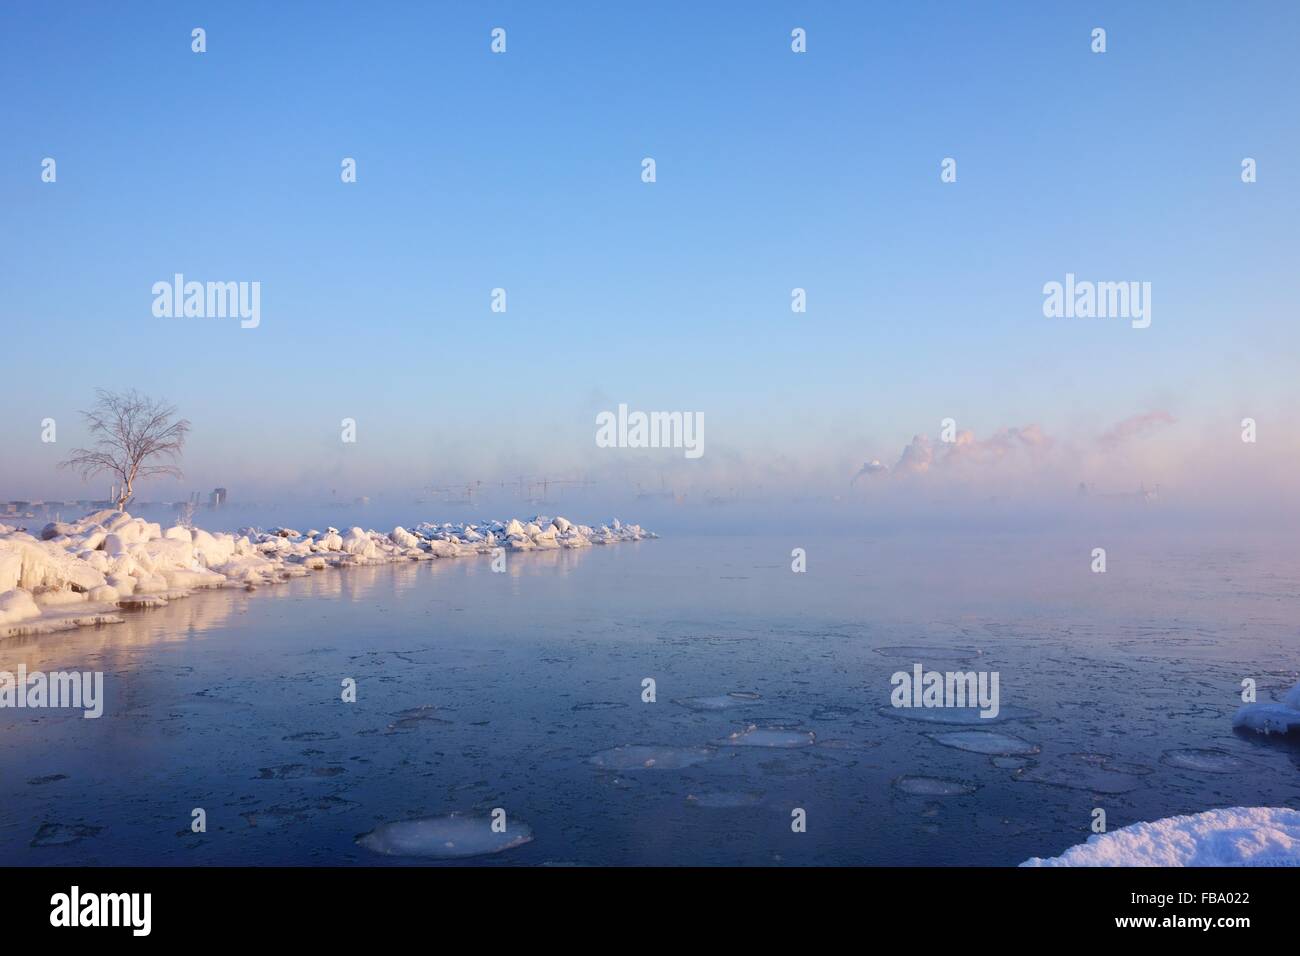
[1233,681,1300,735]
[1021,807,1300,867]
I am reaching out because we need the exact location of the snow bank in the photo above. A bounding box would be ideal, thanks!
[1233,681,1300,735]
[0,509,655,638]
[1021,807,1300,867]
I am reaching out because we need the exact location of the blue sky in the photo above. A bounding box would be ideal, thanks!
[2,2,1297,510]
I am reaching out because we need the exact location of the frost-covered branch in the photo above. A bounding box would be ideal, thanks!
[59,389,191,509]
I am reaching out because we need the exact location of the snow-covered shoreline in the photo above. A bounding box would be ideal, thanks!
[1021,807,1300,867]
[0,509,656,637]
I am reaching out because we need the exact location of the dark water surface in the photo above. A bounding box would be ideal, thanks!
[2,532,1297,865]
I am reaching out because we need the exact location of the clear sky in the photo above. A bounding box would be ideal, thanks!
[2,2,1297,518]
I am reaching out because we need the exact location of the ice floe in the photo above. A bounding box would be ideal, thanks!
[242,795,358,830]
[1159,748,1255,775]
[673,692,762,711]
[809,704,859,720]
[925,730,1040,756]
[878,703,1039,725]
[873,645,982,662]
[1021,807,1300,867]
[356,814,533,859]
[588,745,715,770]
[686,789,766,808]
[721,725,816,748]
[892,775,979,796]
[1233,680,1300,736]
[0,508,654,637]
[572,701,630,712]
[30,822,102,848]
[384,705,451,733]
[1014,753,1149,794]
[255,764,346,780]
[990,756,1029,770]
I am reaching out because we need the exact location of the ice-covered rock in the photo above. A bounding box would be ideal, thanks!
[41,521,77,541]
[88,585,120,604]
[0,589,40,625]
[426,539,463,558]
[0,550,21,592]
[1233,681,1300,735]
[340,527,376,558]
[190,529,235,568]
[106,573,137,596]
[0,507,654,636]
[35,589,88,608]
[0,537,107,592]
[315,530,343,551]
[390,526,420,549]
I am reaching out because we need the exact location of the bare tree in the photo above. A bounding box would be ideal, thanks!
[60,389,191,510]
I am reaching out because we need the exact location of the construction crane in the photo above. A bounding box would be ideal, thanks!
[426,481,485,506]
[496,475,596,507]
[529,477,598,506]
[636,475,676,500]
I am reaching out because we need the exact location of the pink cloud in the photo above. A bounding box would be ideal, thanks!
[1097,411,1176,450]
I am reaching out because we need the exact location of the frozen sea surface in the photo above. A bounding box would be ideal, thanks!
[1,531,1298,865]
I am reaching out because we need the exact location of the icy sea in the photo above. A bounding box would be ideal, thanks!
[2,531,1297,865]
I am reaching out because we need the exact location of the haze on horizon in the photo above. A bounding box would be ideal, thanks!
[2,3,1297,527]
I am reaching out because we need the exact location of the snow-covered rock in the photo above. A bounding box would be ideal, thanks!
[1021,807,1300,867]
[35,589,88,608]
[1233,681,1300,735]
[0,589,41,626]
[0,508,655,637]
[390,527,421,549]
[88,585,120,604]
[341,527,376,558]
[190,528,235,568]
[0,537,107,592]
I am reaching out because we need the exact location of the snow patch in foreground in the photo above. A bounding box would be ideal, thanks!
[1021,807,1300,867]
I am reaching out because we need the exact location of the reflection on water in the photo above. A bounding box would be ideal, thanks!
[1,543,595,672]
[1,533,1297,866]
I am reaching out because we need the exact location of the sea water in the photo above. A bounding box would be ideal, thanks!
[1,531,1296,865]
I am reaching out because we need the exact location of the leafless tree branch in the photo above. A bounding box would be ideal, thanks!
[59,388,190,509]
